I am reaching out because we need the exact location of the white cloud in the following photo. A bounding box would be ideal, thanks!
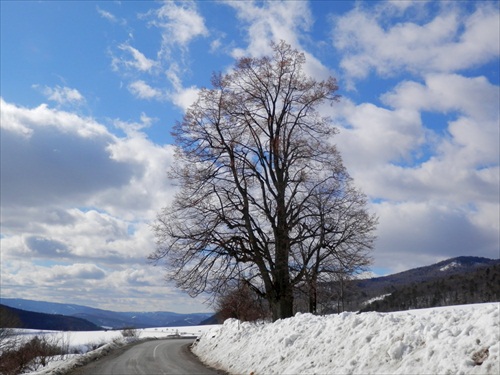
[332,2,500,80]
[115,44,157,73]
[0,99,175,245]
[373,200,499,272]
[0,258,209,312]
[154,0,208,47]
[332,98,426,173]
[381,73,499,181]
[33,85,85,106]
[170,85,200,113]
[382,74,498,123]
[330,69,499,270]
[128,80,163,100]
[210,38,222,53]
[96,6,118,23]
[226,0,313,58]
[108,2,208,112]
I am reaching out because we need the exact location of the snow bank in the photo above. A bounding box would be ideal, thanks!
[192,303,500,375]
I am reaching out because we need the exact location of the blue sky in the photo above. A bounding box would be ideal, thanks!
[1,0,499,313]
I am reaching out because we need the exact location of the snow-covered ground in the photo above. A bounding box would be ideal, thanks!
[18,325,217,374]
[193,303,499,375]
[19,303,499,374]
[15,325,215,354]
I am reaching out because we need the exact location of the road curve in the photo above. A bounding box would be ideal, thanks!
[70,338,223,375]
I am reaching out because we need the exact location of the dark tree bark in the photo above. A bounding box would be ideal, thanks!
[149,41,376,321]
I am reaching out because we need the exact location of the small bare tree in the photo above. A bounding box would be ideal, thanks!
[215,281,269,322]
[150,41,377,321]
[0,305,21,353]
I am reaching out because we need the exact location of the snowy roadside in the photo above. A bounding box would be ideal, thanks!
[28,336,139,375]
[192,303,500,375]
[21,325,217,374]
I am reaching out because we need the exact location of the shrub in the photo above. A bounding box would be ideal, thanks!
[121,327,138,338]
[215,282,270,322]
[0,335,67,375]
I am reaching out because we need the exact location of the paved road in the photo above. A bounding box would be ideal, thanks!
[71,338,223,375]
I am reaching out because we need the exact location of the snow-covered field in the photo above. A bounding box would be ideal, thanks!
[193,303,499,375]
[19,303,499,374]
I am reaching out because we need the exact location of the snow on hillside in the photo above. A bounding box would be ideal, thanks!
[440,261,460,271]
[192,303,500,375]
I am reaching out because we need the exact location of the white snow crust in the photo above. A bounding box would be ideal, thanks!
[192,303,500,375]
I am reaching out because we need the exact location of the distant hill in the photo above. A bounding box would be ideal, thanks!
[0,304,101,331]
[0,299,213,329]
[199,314,221,325]
[294,256,500,314]
[357,256,500,292]
[360,261,500,312]
[341,256,500,312]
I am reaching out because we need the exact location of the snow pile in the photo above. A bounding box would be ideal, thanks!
[192,303,500,375]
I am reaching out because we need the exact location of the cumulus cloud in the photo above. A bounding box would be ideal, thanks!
[47,263,107,281]
[0,98,192,311]
[332,2,500,81]
[323,1,500,270]
[331,76,499,270]
[333,99,425,171]
[0,100,132,208]
[149,0,208,51]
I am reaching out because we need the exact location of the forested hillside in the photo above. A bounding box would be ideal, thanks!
[0,304,101,331]
[296,256,500,314]
[361,263,500,312]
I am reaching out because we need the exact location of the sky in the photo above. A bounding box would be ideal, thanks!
[1,0,499,314]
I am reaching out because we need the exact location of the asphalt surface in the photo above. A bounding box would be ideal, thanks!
[70,338,223,375]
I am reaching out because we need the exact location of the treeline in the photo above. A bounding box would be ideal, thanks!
[360,264,500,313]
[212,260,499,321]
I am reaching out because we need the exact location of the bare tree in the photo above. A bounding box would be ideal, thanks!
[292,176,376,314]
[150,41,377,321]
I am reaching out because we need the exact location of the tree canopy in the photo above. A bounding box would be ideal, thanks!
[150,41,377,321]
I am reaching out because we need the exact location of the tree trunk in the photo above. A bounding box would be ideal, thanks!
[308,274,318,314]
[270,287,294,321]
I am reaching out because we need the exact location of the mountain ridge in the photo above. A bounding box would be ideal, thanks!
[0,304,102,331]
[349,256,500,312]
